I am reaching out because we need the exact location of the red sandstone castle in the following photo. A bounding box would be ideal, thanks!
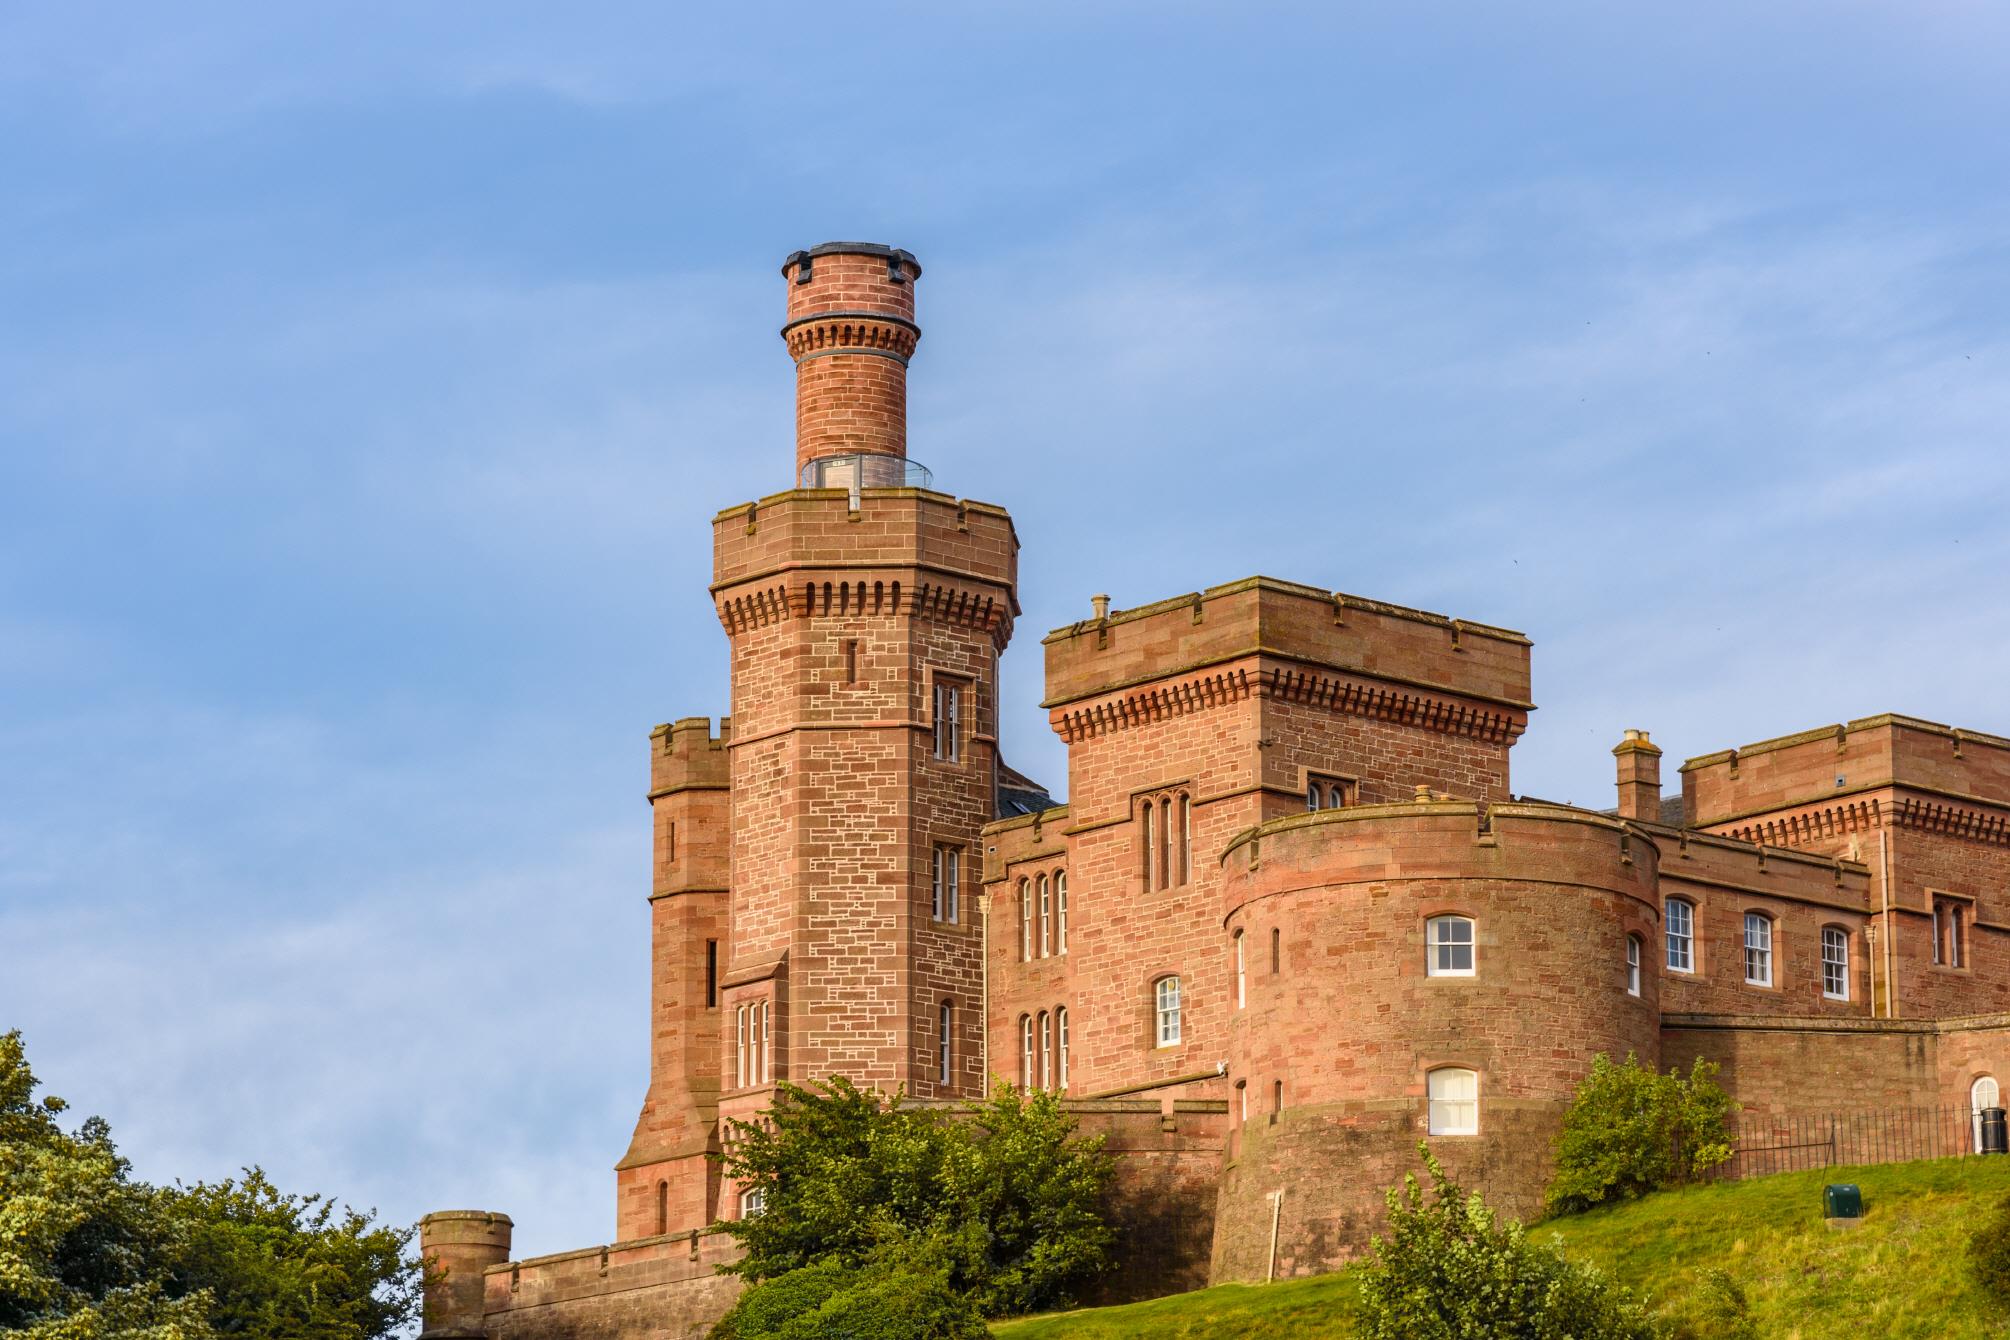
[418,243,2010,1339]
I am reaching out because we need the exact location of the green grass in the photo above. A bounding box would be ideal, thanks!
[993,1158,2010,1339]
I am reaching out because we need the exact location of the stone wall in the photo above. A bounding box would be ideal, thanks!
[480,1231,743,1340]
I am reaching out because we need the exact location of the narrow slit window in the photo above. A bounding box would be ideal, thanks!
[842,638,858,684]
[1235,930,1246,1008]
[1037,875,1051,958]
[1158,796,1172,889]
[1056,1006,1070,1089]
[938,1000,953,1085]
[705,940,718,1009]
[1140,802,1154,883]
[1019,1014,1033,1086]
[1037,1010,1052,1089]
[1178,793,1191,886]
[1271,926,1281,974]
[1019,880,1032,961]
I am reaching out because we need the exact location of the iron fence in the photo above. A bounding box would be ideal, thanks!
[1711,1103,1986,1180]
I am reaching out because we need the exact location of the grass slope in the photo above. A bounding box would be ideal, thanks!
[994,1157,2010,1339]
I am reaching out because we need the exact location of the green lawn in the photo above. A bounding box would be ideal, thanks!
[993,1158,2010,1339]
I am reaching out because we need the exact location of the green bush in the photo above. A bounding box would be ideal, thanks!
[1547,1053,1734,1215]
[1666,1268,1758,1340]
[712,1244,987,1340]
[715,1079,1113,1318]
[1355,1144,1657,1340]
[1966,1191,2010,1301]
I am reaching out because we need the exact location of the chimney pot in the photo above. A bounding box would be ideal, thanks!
[1091,594,1110,621]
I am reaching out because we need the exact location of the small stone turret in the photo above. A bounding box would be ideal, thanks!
[781,242,922,480]
[1613,728,1663,821]
[418,1211,512,1339]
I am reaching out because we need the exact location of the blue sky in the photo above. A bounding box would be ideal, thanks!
[4,2,2008,1258]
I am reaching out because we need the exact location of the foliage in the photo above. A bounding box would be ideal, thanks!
[1352,1144,1657,1340]
[1965,1190,2010,1301]
[715,1078,1113,1318]
[0,1030,417,1340]
[1664,1269,1756,1340]
[1546,1053,1734,1215]
[713,1240,987,1340]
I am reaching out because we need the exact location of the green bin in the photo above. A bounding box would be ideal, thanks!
[1823,1183,1862,1219]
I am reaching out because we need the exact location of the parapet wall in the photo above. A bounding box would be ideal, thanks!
[481,1230,743,1340]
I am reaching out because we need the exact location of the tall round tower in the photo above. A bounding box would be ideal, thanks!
[781,242,922,484]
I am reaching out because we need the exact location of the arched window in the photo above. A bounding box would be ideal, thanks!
[1271,926,1280,974]
[735,1005,748,1087]
[1305,780,1320,812]
[1056,1006,1070,1090]
[1974,1076,2001,1152]
[1037,1010,1052,1088]
[1427,1068,1479,1136]
[1037,875,1051,958]
[1234,930,1246,1008]
[1055,874,1069,954]
[1743,912,1773,987]
[1140,801,1155,883]
[1426,916,1475,977]
[654,1180,668,1236]
[756,1001,771,1084]
[1158,796,1172,889]
[1019,1014,1033,1087]
[1665,898,1694,973]
[1019,880,1032,962]
[1154,976,1183,1047]
[938,1000,953,1085]
[1626,934,1642,997]
[739,1187,766,1219]
[1822,926,1850,1001]
[1178,793,1191,886]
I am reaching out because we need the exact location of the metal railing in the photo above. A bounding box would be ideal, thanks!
[798,452,933,505]
[1711,1104,1990,1179]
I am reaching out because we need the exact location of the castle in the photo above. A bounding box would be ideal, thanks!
[417,243,2010,1339]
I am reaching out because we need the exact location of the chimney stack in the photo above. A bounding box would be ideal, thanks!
[1612,729,1663,822]
[780,242,922,483]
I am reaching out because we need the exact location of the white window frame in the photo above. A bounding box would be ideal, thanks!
[1626,934,1642,997]
[1140,802,1155,885]
[739,1187,766,1219]
[932,680,961,762]
[938,1000,953,1085]
[1974,1076,2001,1152]
[1822,926,1850,1000]
[735,1005,748,1088]
[1427,1067,1479,1136]
[931,845,959,923]
[1055,874,1069,954]
[1037,875,1051,958]
[1056,1006,1070,1090]
[1019,880,1032,961]
[1019,1014,1033,1087]
[1666,898,1694,973]
[1154,976,1183,1047]
[1426,916,1475,977]
[1743,912,1773,987]
[1037,1010,1052,1089]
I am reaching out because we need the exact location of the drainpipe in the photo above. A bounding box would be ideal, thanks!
[979,869,990,1087]
[1880,828,1897,1020]
[1266,1190,1283,1283]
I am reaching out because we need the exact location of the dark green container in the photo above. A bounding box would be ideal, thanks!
[1824,1183,1863,1219]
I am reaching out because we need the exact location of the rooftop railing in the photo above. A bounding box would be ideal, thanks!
[798,453,933,506]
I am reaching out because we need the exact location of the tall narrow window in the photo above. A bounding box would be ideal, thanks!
[1743,913,1773,987]
[1272,1079,1283,1116]
[1626,934,1642,997]
[654,1181,668,1235]
[1426,916,1476,977]
[1975,1076,2002,1152]
[932,680,961,761]
[1140,802,1155,883]
[1236,1079,1247,1124]
[1037,1010,1052,1088]
[1154,976,1183,1047]
[667,820,677,863]
[842,638,857,684]
[1953,905,1967,969]
[1822,926,1850,1000]
[1271,926,1281,974]
[705,940,718,1009]
[1665,898,1694,973]
[757,1001,771,1084]
[1234,930,1246,1008]
[1037,875,1051,958]
[1056,874,1069,954]
[1934,902,1945,965]
[1056,1006,1070,1089]
[938,1000,953,1085]
[1019,880,1032,961]
[735,1005,748,1087]
[1178,793,1192,886]
[1305,780,1320,812]
[1158,796,1172,889]
[1427,1068,1479,1136]
[931,845,960,922]
[1019,1014,1033,1086]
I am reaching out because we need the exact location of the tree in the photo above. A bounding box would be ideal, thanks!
[1355,1144,1657,1340]
[715,1078,1112,1318]
[1547,1053,1734,1215]
[0,1030,418,1340]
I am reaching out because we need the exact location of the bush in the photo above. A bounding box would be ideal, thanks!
[715,1079,1113,1317]
[1547,1053,1734,1215]
[1666,1269,1758,1340]
[1355,1144,1658,1340]
[1966,1191,2010,1301]
[711,1243,986,1340]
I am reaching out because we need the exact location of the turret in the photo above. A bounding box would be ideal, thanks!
[418,1211,511,1339]
[781,242,924,483]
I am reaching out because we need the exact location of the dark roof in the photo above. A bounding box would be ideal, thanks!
[996,758,1056,820]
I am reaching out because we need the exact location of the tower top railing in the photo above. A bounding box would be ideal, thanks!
[798,452,934,505]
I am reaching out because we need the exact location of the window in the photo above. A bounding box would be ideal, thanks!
[938,1000,953,1085]
[1037,1010,1052,1088]
[1822,926,1850,1000]
[1158,796,1172,889]
[1140,802,1154,883]
[1626,934,1642,997]
[734,1001,772,1087]
[1428,1068,1479,1136]
[1056,1006,1070,1089]
[1743,913,1773,987]
[735,1005,748,1087]
[705,940,718,1009]
[1271,926,1281,974]
[1037,876,1051,958]
[1975,1076,2001,1152]
[667,820,677,863]
[1140,791,1190,890]
[1934,901,1944,965]
[931,845,959,922]
[1236,1079,1247,1124]
[1019,881,1032,961]
[1154,976,1183,1047]
[1426,916,1475,977]
[1306,774,1355,811]
[1665,898,1694,973]
[1234,930,1246,1008]
[739,1187,766,1219]
[1953,903,1968,969]
[655,1180,668,1235]
[842,638,857,684]
[757,1001,770,1083]
[1178,794,1192,886]
[1019,1014,1033,1086]
[1272,1079,1283,1116]
[932,680,961,761]
[1055,874,1069,954]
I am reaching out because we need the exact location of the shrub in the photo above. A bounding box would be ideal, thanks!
[1355,1144,1658,1340]
[1547,1053,1734,1215]
[1966,1191,2010,1302]
[711,1243,987,1340]
[1666,1269,1758,1340]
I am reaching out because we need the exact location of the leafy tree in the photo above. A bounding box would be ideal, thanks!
[0,1030,417,1340]
[1355,1144,1657,1340]
[1547,1053,1734,1215]
[715,1078,1112,1318]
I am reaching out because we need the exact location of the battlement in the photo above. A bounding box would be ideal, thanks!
[1681,713,2010,829]
[648,717,731,796]
[1040,576,1532,741]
